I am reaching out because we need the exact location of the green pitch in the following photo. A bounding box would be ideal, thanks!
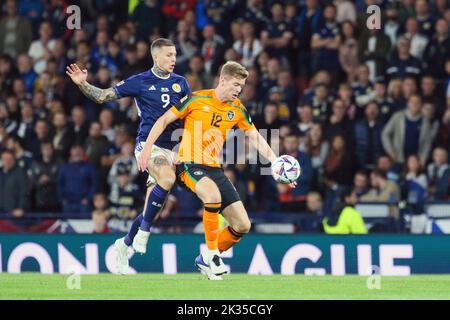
[1,273,450,300]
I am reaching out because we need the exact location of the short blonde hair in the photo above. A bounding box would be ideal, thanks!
[220,61,248,80]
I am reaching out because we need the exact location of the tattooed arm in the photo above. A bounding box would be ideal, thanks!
[77,81,119,104]
[66,63,119,104]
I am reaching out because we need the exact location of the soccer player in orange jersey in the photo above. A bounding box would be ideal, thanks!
[138,61,296,280]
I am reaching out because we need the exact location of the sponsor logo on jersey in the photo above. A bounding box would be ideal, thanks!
[116,80,125,87]
[193,171,204,176]
[172,83,181,93]
[161,87,169,92]
[149,85,156,91]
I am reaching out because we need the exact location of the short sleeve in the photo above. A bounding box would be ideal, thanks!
[113,74,142,98]
[182,78,192,96]
[236,105,256,132]
[170,94,192,119]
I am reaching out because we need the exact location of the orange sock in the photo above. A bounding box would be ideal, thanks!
[218,226,243,253]
[203,203,221,250]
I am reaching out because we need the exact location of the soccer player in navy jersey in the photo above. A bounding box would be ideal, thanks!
[66,38,191,274]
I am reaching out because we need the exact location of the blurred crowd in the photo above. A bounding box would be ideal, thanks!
[0,0,450,233]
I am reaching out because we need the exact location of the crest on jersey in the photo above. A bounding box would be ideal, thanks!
[172,83,181,93]
[227,110,235,121]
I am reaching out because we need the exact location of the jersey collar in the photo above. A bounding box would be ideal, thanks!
[150,68,171,80]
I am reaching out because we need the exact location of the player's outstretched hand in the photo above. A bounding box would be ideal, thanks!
[66,63,88,85]
[289,181,297,188]
[138,149,151,172]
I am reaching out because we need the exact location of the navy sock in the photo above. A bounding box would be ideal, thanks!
[124,214,143,246]
[140,184,169,232]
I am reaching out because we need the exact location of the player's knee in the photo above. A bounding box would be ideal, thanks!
[157,171,176,190]
[231,218,252,234]
[234,218,251,234]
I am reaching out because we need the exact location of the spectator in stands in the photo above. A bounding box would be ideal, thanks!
[338,20,359,82]
[69,106,89,146]
[323,187,367,234]
[85,121,109,171]
[17,54,38,94]
[386,36,422,80]
[373,80,397,125]
[254,101,284,132]
[131,0,162,41]
[0,149,29,217]
[186,55,214,89]
[337,83,357,120]
[294,0,323,83]
[403,17,428,59]
[352,64,374,112]
[29,141,62,212]
[16,101,35,150]
[260,2,293,64]
[402,154,428,214]
[422,102,440,143]
[92,209,110,234]
[108,166,143,229]
[91,193,110,234]
[300,82,332,122]
[28,21,56,74]
[377,154,400,183]
[295,104,314,136]
[352,170,369,199]
[382,94,433,166]
[201,24,225,75]
[387,78,405,112]
[324,134,355,190]
[57,145,97,217]
[120,44,144,79]
[306,191,323,216]
[300,123,329,188]
[172,19,197,74]
[277,133,313,212]
[233,21,262,68]
[360,169,401,218]
[358,29,391,81]
[0,103,17,135]
[0,54,17,98]
[415,0,436,39]
[108,140,138,186]
[29,119,50,159]
[0,0,33,59]
[311,3,341,77]
[354,101,384,170]
[427,147,450,200]
[5,135,33,171]
[421,75,444,115]
[324,98,353,142]
[51,111,74,160]
[384,4,400,47]
[99,108,116,143]
[276,69,297,116]
[423,19,450,80]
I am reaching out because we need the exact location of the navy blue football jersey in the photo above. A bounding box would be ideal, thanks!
[113,69,191,149]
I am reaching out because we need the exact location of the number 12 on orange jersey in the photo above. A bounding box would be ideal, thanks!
[210,112,223,127]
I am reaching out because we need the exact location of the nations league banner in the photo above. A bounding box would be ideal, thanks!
[1,234,450,275]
